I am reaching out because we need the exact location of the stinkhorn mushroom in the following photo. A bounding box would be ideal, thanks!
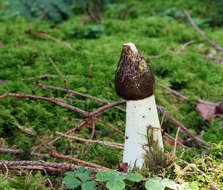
[115,42,163,169]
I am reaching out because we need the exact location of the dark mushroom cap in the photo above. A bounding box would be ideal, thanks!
[115,43,155,100]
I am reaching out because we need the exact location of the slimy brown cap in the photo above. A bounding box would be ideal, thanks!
[115,43,155,100]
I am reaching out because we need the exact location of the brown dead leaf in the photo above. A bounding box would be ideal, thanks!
[163,133,183,147]
[25,29,33,35]
[196,101,223,122]
[0,42,4,47]
[0,80,7,84]
[117,162,128,172]
[196,103,216,122]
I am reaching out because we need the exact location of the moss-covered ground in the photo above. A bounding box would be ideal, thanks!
[0,0,223,189]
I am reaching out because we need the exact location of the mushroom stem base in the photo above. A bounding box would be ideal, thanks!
[123,95,163,169]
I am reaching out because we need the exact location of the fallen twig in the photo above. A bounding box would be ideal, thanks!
[90,120,96,139]
[49,57,69,89]
[158,83,190,102]
[0,160,100,173]
[48,121,87,145]
[44,169,55,190]
[158,83,220,107]
[207,56,223,65]
[179,159,208,177]
[184,10,223,51]
[157,106,211,148]
[0,148,23,155]
[148,55,162,59]
[181,40,196,51]
[0,93,89,117]
[49,150,110,170]
[56,131,124,149]
[22,74,75,81]
[210,184,220,190]
[0,148,50,158]
[35,31,74,51]
[35,83,125,112]
[163,132,191,151]
[115,4,134,19]
[89,100,126,118]
[93,0,103,21]
[173,127,180,157]
[48,100,126,145]
[95,117,123,134]
[86,0,99,22]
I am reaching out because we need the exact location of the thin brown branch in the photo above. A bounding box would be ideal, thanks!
[49,57,69,89]
[90,120,96,139]
[148,55,162,59]
[93,0,102,21]
[86,0,98,22]
[0,160,100,173]
[210,184,220,190]
[56,131,124,149]
[158,83,220,107]
[0,148,50,158]
[48,121,87,145]
[181,40,196,51]
[35,83,125,112]
[49,150,110,170]
[0,93,89,117]
[48,100,126,145]
[173,127,180,157]
[115,4,134,19]
[157,106,211,148]
[89,100,126,118]
[207,56,223,65]
[72,100,126,133]
[95,118,123,134]
[163,132,191,151]
[22,74,75,81]
[44,169,55,190]
[36,31,73,51]
[184,9,223,51]
[179,159,208,177]
[158,83,190,102]
[39,7,47,20]
[0,148,23,155]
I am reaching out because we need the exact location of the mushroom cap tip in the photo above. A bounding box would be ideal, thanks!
[123,42,137,54]
[115,43,154,100]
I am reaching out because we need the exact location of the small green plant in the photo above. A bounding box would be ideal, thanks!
[63,166,97,190]
[6,0,73,22]
[181,182,199,190]
[145,177,178,190]
[160,7,185,20]
[145,177,199,190]
[69,24,106,39]
[160,7,211,27]
[96,170,143,190]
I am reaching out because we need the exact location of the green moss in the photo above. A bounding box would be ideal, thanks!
[0,0,223,189]
[0,174,50,190]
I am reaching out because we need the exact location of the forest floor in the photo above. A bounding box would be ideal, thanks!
[0,0,223,189]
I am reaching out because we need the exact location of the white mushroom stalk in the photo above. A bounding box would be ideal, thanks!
[115,42,163,169]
